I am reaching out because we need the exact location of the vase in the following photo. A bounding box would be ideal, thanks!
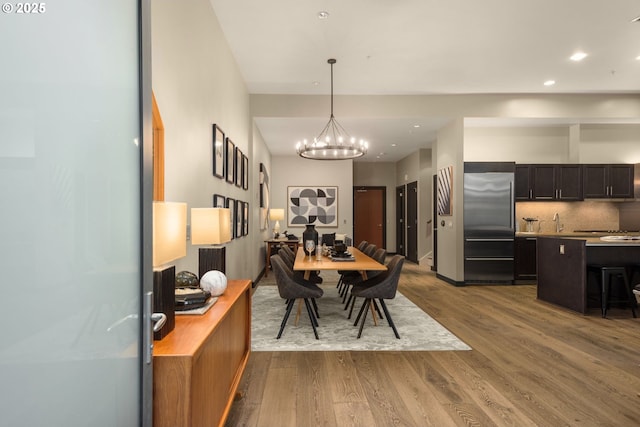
[302,224,318,255]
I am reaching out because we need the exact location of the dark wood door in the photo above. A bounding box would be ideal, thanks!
[609,165,634,198]
[515,165,532,200]
[353,186,386,249]
[556,165,583,200]
[406,181,418,263]
[395,185,405,256]
[532,165,556,199]
[432,175,438,271]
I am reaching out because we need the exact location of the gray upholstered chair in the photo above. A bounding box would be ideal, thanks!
[344,247,387,316]
[279,246,323,284]
[351,255,405,339]
[270,254,324,339]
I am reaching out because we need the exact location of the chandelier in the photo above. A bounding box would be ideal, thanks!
[296,59,368,160]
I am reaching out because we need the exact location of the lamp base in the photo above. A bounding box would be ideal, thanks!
[199,246,226,279]
[153,265,176,340]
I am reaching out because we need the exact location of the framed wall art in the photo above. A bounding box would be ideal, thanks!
[287,186,338,227]
[226,197,236,239]
[235,199,243,237]
[213,194,225,208]
[225,138,235,184]
[259,163,269,230]
[437,165,453,216]
[243,201,249,236]
[212,124,225,179]
[242,154,248,190]
[235,146,242,187]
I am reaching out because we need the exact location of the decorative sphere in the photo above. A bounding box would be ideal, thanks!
[200,270,227,296]
[175,271,199,288]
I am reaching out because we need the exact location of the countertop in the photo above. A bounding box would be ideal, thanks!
[517,232,640,246]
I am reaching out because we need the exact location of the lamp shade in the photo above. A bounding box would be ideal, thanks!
[191,208,231,245]
[153,202,187,267]
[269,208,284,221]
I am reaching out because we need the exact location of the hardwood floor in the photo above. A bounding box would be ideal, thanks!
[226,261,640,427]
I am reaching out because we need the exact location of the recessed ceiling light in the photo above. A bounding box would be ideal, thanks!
[636,55,640,60]
[391,143,397,147]
[570,52,588,61]
[318,11,329,19]
[544,80,556,86]
[312,81,319,86]
[632,15,640,22]
[413,124,420,128]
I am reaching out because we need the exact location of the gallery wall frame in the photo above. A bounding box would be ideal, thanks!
[226,197,236,239]
[235,199,243,238]
[242,154,248,190]
[235,146,242,187]
[437,165,453,216]
[225,138,235,184]
[243,201,249,236]
[212,124,225,179]
[259,163,269,230]
[213,194,225,208]
[287,186,338,227]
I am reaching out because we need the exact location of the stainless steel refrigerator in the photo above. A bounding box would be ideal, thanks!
[464,162,515,283]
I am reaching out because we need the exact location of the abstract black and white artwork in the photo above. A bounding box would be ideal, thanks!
[437,166,453,216]
[259,163,269,230]
[287,186,338,227]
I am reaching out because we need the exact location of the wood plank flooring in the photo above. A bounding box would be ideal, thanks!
[225,261,640,427]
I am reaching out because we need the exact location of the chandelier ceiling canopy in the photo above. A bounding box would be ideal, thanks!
[296,59,368,160]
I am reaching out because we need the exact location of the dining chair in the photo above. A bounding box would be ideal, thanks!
[344,247,387,316]
[351,255,405,339]
[270,254,323,339]
[339,244,377,298]
[279,244,322,283]
[277,248,321,317]
[337,241,369,292]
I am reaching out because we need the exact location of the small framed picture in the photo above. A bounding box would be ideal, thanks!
[225,138,235,184]
[226,197,236,239]
[242,154,249,190]
[213,194,225,208]
[243,201,249,235]
[212,124,225,179]
[235,147,242,187]
[235,199,243,237]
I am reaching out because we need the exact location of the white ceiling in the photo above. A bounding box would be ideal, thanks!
[209,0,640,161]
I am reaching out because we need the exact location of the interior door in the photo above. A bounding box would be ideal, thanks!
[0,1,151,426]
[406,181,418,263]
[396,186,405,256]
[354,187,386,249]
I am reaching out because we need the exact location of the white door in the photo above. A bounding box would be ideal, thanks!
[0,1,152,426]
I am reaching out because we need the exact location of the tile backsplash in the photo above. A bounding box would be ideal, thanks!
[515,201,640,233]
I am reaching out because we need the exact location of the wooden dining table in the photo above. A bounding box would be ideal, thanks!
[293,246,386,280]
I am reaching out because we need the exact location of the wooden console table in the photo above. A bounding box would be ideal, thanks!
[153,279,252,427]
[264,239,299,277]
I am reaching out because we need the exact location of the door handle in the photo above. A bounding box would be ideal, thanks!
[152,312,167,332]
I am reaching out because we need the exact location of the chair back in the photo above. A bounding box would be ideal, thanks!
[364,244,377,257]
[278,247,295,269]
[279,244,296,259]
[372,248,387,264]
[354,255,404,300]
[357,240,369,251]
[270,254,323,300]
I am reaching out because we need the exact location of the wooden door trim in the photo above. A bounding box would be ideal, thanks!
[152,91,165,201]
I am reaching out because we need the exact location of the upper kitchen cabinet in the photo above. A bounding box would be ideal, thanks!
[583,164,634,199]
[515,164,582,201]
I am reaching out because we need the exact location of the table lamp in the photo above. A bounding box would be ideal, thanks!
[191,207,231,279]
[153,201,187,339]
[269,208,284,238]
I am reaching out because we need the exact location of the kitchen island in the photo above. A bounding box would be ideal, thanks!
[537,236,640,314]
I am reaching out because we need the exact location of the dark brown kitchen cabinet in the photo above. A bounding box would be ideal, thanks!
[583,164,634,199]
[515,164,582,201]
[515,237,537,281]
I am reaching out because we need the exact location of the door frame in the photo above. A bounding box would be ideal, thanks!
[406,181,418,263]
[395,185,405,256]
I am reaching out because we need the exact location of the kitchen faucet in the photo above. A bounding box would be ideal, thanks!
[552,212,563,233]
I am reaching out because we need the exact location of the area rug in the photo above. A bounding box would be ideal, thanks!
[251,286,471,352]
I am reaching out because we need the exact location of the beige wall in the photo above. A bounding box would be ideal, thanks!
[152,0,268,281]
[270,156,353,239]
[353,162,397,251]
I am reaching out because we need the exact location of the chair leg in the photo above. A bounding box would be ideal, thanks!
[344,294,352,310]
[621,270,637,318]
[348,295,358,319]
[372,299,384,320]
[357,299,371,339]
[601,270,608,318]
[311,298,320,319]
[353,298,369,326]
[379,299,400,339]
[303,298,319,339]
[277,299,296,339]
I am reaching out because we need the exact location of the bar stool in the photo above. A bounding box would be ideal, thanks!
[587,264,637,318]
